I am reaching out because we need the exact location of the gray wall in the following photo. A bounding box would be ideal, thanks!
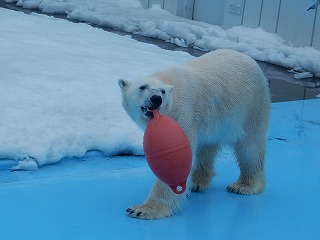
[139,0,320,49]
[223,0,319,49]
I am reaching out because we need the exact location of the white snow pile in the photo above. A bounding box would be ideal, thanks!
[4,0,320,78]
[0,8,192,168]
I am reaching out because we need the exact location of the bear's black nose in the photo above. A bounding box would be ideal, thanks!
[150,95,162,108]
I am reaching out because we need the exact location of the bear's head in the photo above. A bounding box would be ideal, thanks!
[118,77,174,129]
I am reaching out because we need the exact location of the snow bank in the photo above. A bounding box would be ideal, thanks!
[0,8,192,167]
[5,0,320,77]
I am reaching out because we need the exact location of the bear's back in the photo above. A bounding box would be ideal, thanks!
[183,49,261,79]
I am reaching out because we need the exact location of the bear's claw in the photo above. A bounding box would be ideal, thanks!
[126,208,142,217]
[126,202,172,220]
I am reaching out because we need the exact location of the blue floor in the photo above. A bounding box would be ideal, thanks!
[0,99,319,240]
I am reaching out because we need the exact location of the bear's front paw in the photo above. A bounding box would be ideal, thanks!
[126,201,172,220]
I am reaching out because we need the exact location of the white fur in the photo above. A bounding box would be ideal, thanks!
[118,49,270,219]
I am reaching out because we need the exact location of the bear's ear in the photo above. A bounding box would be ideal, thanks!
[166,85,174,94]
[118,79,129,90]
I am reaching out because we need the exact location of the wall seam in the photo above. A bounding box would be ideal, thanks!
[258,0,264,26]
[191,0,196,20]
[241,0,247,25]
[275,0,282,33]
[311,2,319,46]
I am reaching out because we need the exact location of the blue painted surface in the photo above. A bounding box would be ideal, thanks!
[0,99,319,240]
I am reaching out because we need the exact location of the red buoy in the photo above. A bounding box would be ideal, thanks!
[143,110,192,194]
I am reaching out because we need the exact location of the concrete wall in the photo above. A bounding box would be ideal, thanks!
[139,0,194,18]
[138,0,320,49]
[192,0,226,26]
[314,5,320,49]
[222,0,319,48]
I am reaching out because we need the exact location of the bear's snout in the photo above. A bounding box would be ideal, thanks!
[150,95,162,109]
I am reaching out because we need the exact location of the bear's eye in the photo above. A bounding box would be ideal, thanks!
[161,89,166,95]
[139,85,148,91]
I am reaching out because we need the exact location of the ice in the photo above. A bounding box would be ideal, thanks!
[293,72,313,79]
[5,0,320,77]
[10,157,38,171]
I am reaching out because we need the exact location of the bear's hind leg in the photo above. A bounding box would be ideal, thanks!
[191,144,219,192]
[227,139,265,195]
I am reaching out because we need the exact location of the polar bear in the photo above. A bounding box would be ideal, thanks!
[118,49,270,220]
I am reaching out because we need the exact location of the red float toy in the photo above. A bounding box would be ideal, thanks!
[143,110,192,194]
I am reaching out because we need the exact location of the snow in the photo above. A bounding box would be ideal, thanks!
[0,7,192,167]
[4,0,320,77]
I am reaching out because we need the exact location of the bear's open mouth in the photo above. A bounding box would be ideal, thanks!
[141,106,159,118]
